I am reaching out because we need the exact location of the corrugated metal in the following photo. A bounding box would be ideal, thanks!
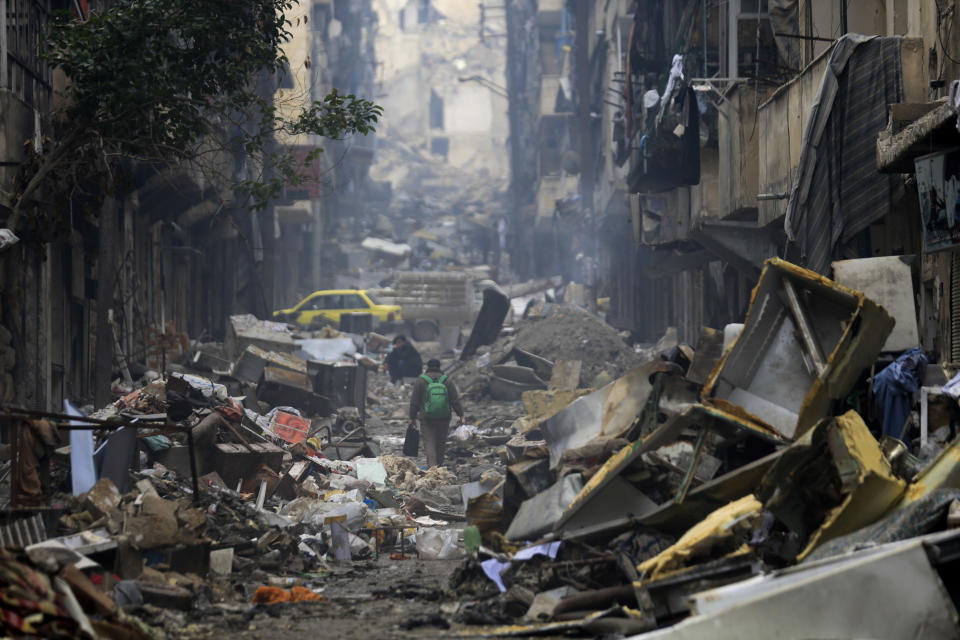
[0,513,47,550]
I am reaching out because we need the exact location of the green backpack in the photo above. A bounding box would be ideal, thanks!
[421,374,452,420]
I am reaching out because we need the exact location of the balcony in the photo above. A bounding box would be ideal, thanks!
[756,37,926,226]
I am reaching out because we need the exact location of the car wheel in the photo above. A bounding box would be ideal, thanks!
[412,320,440,342]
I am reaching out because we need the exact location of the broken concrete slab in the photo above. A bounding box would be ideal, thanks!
[209,548,234,575]
[520,388,592,422]
[82,478,122,519]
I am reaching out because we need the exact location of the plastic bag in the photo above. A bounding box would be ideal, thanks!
[416,529,461,559]
[451,424,478,441]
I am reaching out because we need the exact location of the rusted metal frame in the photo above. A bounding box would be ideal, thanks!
[780,275,828,376]
[672,428,708,505]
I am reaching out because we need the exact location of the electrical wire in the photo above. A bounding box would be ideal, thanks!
[935,0,960,67]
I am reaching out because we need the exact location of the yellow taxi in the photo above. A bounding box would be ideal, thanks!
[273,289,402,327]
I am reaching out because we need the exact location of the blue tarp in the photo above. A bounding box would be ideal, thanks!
[872,347,927,438]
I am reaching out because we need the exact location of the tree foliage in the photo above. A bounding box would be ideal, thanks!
[11,0,381,235]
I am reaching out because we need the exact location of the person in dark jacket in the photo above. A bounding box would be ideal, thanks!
[409,359,465,468]
[384,335,423,383]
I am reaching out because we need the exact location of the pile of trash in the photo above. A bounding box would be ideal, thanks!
[0,313,472,636]
[441,257,960,638]
[10,257,960,637]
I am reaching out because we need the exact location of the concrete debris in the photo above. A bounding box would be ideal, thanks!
[7,259,960,639]
[513,304,647,387]
[429,258,960,638]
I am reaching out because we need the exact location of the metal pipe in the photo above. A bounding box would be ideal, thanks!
[774,31,837,43]
[781,276,827,376]
[0,410,167,430]
[673,428,708,504]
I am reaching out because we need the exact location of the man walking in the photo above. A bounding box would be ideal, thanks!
[384,335,423,383]
[409,359,465,468]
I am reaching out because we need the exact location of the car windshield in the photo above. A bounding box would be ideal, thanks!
[364,291,382,305]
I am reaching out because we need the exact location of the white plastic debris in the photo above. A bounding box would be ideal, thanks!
[355,458,388,485]
[451,424,479,441]
[0,229,19,251]
[416,529,461,560]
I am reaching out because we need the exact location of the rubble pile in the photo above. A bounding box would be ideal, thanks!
[0,314,482,637]
[514,303,646,386]
[8,259,960,637]
[436,258,960,638]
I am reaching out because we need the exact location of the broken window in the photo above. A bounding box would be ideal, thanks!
[430,137,449,158]
[429,90,444,130]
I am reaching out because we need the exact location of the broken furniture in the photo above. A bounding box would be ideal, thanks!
[310,360,367,419]
[257,366,333,417]
[702,258,894,440]
[548,404,782,542]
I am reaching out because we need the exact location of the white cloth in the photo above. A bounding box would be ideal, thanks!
[662,54,684,104]
[943,371,960,399]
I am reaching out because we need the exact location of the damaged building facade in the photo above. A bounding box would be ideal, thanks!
[0,0,378,412]
[506,0,960,353]
[10,0,960,638]
[366,0,510,273]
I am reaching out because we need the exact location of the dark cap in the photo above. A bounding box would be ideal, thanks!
[426,358,442,370]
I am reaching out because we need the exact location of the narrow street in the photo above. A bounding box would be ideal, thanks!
[5,1,960,639]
